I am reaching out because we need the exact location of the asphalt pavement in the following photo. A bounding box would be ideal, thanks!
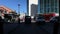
[3,22,60,34]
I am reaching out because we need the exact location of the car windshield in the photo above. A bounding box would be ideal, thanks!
[37,16,44,19]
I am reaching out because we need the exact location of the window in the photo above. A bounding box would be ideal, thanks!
[4,11,7,14]
[0,10,3,13]
[40,8,43,13]
[51,8,54,12]
[55,8,57,13]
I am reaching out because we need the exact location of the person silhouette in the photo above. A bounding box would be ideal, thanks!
[18,18,20,24]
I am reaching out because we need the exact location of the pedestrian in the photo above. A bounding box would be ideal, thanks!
[18,18,20,24]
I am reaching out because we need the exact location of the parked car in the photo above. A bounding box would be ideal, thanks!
[35,15,45,25]
[50,16,59,23]
[43,13,59,22]
[0,16,9,23]
[36,16,45,22]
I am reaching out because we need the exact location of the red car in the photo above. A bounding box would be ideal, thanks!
[43,13,59,22]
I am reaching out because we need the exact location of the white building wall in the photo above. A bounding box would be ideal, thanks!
[29,0,38,16]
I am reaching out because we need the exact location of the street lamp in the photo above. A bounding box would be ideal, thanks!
[18,4,20,16]
[18,4,20,23]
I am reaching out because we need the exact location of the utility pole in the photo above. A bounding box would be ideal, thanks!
[18,4,20,24]
[18,4,20,16]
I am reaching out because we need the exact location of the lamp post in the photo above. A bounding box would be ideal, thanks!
[18,4,20,23]
[18,4,20,16]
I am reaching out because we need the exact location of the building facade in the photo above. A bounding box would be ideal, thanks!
[0,5,13,16]
[0,5,17,20]
[28,0,38,16]
[31,4,38,16]
[38,0,59,14]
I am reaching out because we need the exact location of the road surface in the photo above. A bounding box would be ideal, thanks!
[3,22,60,34]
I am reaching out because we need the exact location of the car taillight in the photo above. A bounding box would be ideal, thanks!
[55,13,59,16]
